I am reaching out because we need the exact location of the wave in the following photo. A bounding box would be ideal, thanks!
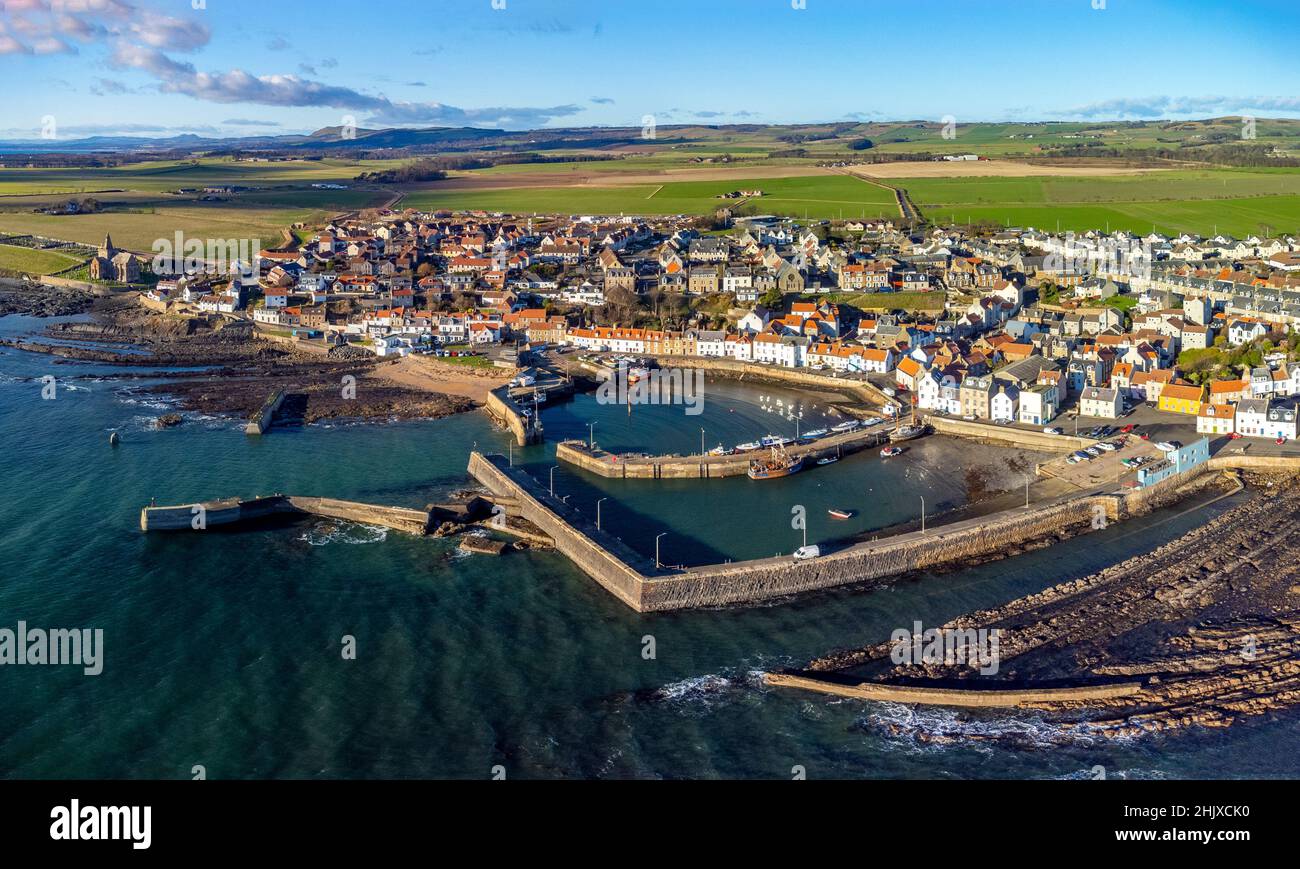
[297,521,388,547]
[852,701,1134,753]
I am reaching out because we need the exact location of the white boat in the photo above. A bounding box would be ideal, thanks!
[735,441,762,452]
[800,428,829,440]
[760,435,793,447]
[815,456,839,466]
[708,444,730,456]
[831,420,861,433]
[891,424,927,443]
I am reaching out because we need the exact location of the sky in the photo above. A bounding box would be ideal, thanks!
[1,0,1297,140]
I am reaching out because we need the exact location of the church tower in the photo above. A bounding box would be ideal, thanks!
[98,233,115,260]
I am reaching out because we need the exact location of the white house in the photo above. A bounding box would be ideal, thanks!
[1079,386,1122,419]
[1196,403,1235,436]
[989,383,1019,422]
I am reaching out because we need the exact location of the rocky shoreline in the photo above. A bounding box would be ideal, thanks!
[794,471,1300,739]
[0,278,97,318]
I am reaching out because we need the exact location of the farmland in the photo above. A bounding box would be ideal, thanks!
[403,174,900,219]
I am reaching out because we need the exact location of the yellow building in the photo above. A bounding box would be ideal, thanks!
[1158,383,1206,416]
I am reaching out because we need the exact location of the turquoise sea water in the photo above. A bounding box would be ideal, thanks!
[1,315,1297,779]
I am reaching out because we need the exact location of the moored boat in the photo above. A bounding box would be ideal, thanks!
[890,424,927,443]
[828,508,855,520]
[880,446,904,458]
[748,446,804,480]
[831,420,861,433]
[735,441,761,452]
[799,428,829,440]
[708,444,730,456]
[815,456,839,466]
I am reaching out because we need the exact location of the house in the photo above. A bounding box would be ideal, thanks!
[1209,379,1249,405]
[989,383,1019,422]
[1235,398,1297,440]
[1079,386,1122,419]
[895,356,925,391]
[1158,383,1205,416]
[959,375,994,419]
[1227,317,1269,346]
[1018,384,1058,427]
[1197,403,1236,436]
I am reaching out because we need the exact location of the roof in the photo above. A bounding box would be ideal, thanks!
[1161,383,1206,402]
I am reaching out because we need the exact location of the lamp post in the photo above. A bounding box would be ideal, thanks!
[920,495,926,534]
[508,441,513,467]
[655,532,667,569]
[596,497,607,531]
[588,421,597,449]
[796,411,803,440]
[700,428,706,457]
[549,466,557,497]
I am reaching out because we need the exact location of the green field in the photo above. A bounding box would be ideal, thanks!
[0,206,328,253]
[0,243,84,275]
[903,168,1300,236]
[404,175,899,219]
[821,291,946,311]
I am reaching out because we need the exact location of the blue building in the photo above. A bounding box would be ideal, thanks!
[1137,437,1210,488]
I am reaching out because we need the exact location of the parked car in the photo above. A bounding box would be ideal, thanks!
[1229,432,1243,439]
[1096,442,1117,452]
[1043,427,1063,435]
[793,545,821,561]
[1277,437,1287,446]
[1121,424,1136,433]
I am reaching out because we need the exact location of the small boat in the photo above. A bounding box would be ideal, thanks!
[828,508,855,520]
[748,445,804,480]
[831,420,861,433]
[760,434,793,447]
[815,456,839,466]
[891,424,927,443]
[735,441,761,452]
[800,428,829,440]
[708,444,730,456]
[626,367,650,384]
[880,446,904,458]
[109,431,120,447]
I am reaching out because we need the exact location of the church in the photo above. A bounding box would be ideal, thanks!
[89,233,140,283]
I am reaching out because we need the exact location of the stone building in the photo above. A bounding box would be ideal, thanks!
[89,234,140,283]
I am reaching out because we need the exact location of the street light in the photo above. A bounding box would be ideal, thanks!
[700,427,706,456]
[549,466,557,497]
[655,532,667,569]
[588,421,597,449]
[596,497,607,531]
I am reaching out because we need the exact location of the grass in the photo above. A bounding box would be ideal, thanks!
[404,175,898,219]
[0,206,330,252]
[0,243,84,275]
[439,353,494,369]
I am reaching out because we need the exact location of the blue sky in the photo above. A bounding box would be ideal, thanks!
[1,0,1297,139]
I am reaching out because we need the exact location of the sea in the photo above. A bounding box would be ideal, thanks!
[1,313,1297,780]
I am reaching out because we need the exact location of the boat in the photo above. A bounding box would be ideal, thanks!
[799,428,829,440]
[626,366,650,384]
[828,508,855,520]
[880,446,904,458]
[708,444,730,456]
[890,424,927,443]
[735,441,761,452]
[109,431,120,447]
[760,434,793,447]
[815,455,839,466]
[748,445,804,480]
[831,420,861,433]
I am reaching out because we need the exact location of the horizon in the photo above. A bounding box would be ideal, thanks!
[2,0,1299,140]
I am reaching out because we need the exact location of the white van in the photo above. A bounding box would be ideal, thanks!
[793,545,821,561]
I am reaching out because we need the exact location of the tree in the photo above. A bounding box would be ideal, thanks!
[760,287,784,309]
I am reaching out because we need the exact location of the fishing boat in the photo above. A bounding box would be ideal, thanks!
[799,428,829,440]
[831,420,861,433]
[708,444,730,456]
[880,446,904,458]
[760,434,793,447]
[815,455,839,466]
[748,445,804,480]
[890,424,927,443]
[827,508,855,520]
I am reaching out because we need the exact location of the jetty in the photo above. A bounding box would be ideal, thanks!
[556,424,897,479]
[762,672,1143,708]
[139,492,552,546]
[245,389,286,436]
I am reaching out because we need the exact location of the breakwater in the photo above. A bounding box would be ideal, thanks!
[467,450,1220,612]
[245,389,286,436]
[762,672,1143,708]
[140,494,434,534]
[555,425,894,479]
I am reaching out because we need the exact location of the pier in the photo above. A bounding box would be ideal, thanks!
[761,672,1143,708]
[245,389,286,436]
[139,492,552,544]
[555,424,896,479]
